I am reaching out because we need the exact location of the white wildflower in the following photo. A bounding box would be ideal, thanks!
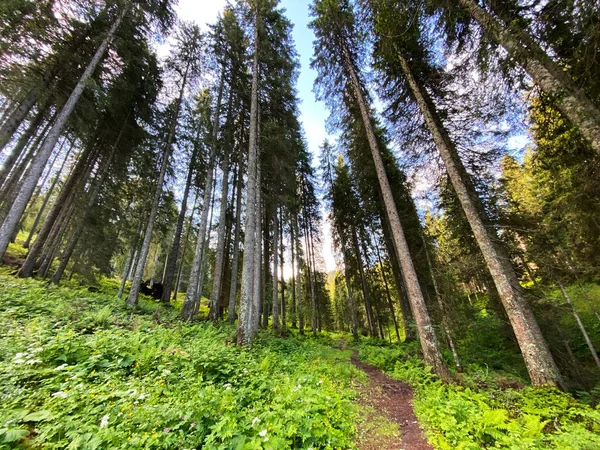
[259,429,267,437]
[138,393,149,400]
[252,417,260,426]
[100,414,109,428]
[52,391,67,399]
[53,364,68,371]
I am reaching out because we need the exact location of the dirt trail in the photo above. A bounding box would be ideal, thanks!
[351,353,433,450]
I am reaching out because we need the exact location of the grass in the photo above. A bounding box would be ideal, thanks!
[0,271,364,449]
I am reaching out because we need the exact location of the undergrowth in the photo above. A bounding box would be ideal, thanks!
[355,340,600,450]
[0,272,362,449]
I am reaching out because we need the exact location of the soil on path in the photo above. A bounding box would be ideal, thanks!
[351,352,433,450]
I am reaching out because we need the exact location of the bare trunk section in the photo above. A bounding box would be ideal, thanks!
[422,234,462,372]
[279,218,287,335]
[0,6,128,259]
[182,72,225,320]
[458,0,600,154]
[51,119,125,284]
[18,143,97,277]
[250,166,262,339]
[373,231,401,341]
[399,53,561,387]
[380,213,414,340]
[161,133,199,303]
[559,283,600,371]
[227,153,244,323]
[209,150,231,321]
[193,178,218,316]
[352,225,376,337]
[304,220,318,337]
[272,209,280,332]
[342,43,450,381]
[0,101,50,188]
[339,226,359,340]
[126,56,189,306]
[295,218,305,335]
[0,113,56,219]
[24,141,74,249]
[290,215,297,328]
[237,10,261,344]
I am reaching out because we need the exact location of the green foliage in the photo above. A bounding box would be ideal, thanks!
[0,273,361,449]
[355,340,600,449]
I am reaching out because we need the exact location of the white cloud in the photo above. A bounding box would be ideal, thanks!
[175,0,228,29]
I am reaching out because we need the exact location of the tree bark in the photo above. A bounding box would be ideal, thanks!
[290,215,297,328]
[0,100,51,188]
[380,212,414,340]
[23,140,74,249]
[250,165,262,338]
[352,225,376,337]
[398,52,562,387]
[373,231,401,341]
[272,209,280,332]
[227,153,244,323]
[51,118,125,284]
[339,226,359,340]
[559,283,600,371]
[237,10,261,344]
[182,73,224,319]
[0,6,128,260]
[209,150,231,321]
[19,143,97,277]
[342,42,450,381]
[161,131,199,303]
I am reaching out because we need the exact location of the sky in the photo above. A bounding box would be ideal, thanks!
[172,0,337,272]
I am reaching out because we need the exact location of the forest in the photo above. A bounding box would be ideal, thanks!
[1,0,600,448]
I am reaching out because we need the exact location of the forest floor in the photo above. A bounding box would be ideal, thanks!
[352,353,432,450]
[2,267,600,449]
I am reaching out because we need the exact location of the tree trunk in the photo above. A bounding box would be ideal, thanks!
[250,166,262,338]
[18,142,97,276]
[339,225,359,340]
[182,70,224,319]
[209,150,231,321]
[342,43,450,381]
[173,193,199,300]
[290,215,297,328]
[0,113,56,218]
[227,153,244,323]
[373,231,401,341]
[296,219,305,335]
[193,172,218,316]
[0,6,127,260]
[380,213,414,339]
[399,52,562,387]
[0,101,51,188]
[422,234,463,372]
[280,225,287,335]
[161,132,198,303]
[352,225,376,337]
[23,141,74,249]
[272,210,280,332]
[51,120,124,284]
[458,0,600,154]
[559,283,600,371]
[237,11,261,344]
[304,221,318,337]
